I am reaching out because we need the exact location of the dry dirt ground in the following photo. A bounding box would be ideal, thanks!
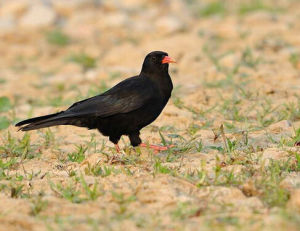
[0,0,300,230]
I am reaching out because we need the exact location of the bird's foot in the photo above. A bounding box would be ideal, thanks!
[108,154,120,165]
[139,143,174,154]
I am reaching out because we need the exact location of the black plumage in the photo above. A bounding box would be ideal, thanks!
[16,51,175,150]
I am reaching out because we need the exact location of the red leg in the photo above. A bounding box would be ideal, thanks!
[115,144,121,153]
[139,143,174,153]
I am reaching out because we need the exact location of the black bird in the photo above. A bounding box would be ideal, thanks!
[16,51,176,152]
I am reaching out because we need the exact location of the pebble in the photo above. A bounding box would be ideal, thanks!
[261,148,288,166]
[19,4,56,28]
[101,12,129,28]
[0,15,15,34]
[268,120,292,134]
[155,16,185,34]
[0,0,28,17]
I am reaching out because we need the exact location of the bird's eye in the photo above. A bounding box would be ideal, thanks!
[151,57,156,62]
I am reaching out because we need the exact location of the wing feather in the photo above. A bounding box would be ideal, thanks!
[66,77,153,118]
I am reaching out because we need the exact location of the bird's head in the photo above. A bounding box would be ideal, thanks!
[141,51,176,75]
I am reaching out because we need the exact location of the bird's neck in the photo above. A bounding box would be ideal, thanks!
[142,71,173,100]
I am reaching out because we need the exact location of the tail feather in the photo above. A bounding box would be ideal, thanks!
[19,119,69,131]
[15,112,63,126]
[16,111,92,132]
[15,111,72,131]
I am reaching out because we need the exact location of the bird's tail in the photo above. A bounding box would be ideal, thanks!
[15,111,69,131]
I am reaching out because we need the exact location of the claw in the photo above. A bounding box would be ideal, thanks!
[139,143,174,153]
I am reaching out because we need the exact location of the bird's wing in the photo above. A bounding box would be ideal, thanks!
[66,77,154,118]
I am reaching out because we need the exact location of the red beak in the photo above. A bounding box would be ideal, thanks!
[162,56,176,64]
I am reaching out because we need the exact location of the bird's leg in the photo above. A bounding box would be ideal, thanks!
[129,132,174,154]
[108,143,121,164]
[109,136,121,153]
[114,144,121,153]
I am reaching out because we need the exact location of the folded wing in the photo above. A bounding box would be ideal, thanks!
[66,77,153,118]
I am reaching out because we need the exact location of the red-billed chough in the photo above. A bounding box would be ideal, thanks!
[16,51,176,152]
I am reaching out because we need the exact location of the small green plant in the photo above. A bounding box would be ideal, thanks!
[172,97,184,109]
[0,132,36,159]
[79,173,101,201]
[0,96,12,129]
[10,183,25,198]
[154,159,176,175]
[256,160,290,207]
[214,216,240,226]
[284,100,300,121]
[0,116,10,130]
[30,195,48,216]
[67,53,96,71]
[84,164,113,177]
[291,128,300,146]
[0,158,19,181]
[289,53,300,68]
[68,145,87,163]
[187,124,201,136]
[46,30,70,46]
[0,78,6,84]
[40,129,55,148]
[111,191,136,215]
[195,140,203,152]
[171,202,200,220]
[226,138,237,153]
[50,174,102,203]
[0,158,17,170]
[49,180,83,203]
[241,47,260,69]
[199,1,226,17]
[239,0,282,15]
[0,96,12,112]
[295,153,300,171]
[185,169,208,187]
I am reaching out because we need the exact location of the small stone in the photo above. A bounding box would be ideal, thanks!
[261,148,288,166]
[242,180,258,197]
[120,0,148,9]
[130,21,153,33]
[210,187,245,203]
[0,15,16,34]
[101,12,129,28]
[268,120,292,134]
[100,1,120,12]
[52,0,93,17]
[19,4,56,28]
[0,0,28,17]
[219,53,237,68]
[223,165,245,174]
[280,173,300,191]
[155,16,184,34]
[239,197,264,211]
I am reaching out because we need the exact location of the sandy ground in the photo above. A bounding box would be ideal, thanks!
[0,0,300,230]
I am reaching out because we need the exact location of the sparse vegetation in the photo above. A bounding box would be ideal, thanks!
[0,116,10,130]
[46,30,71,46]
[67,53,97,71]
[67,145,87,163]
[0,0,299,230]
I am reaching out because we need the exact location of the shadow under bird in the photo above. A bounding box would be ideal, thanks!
[16,51,176,152]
